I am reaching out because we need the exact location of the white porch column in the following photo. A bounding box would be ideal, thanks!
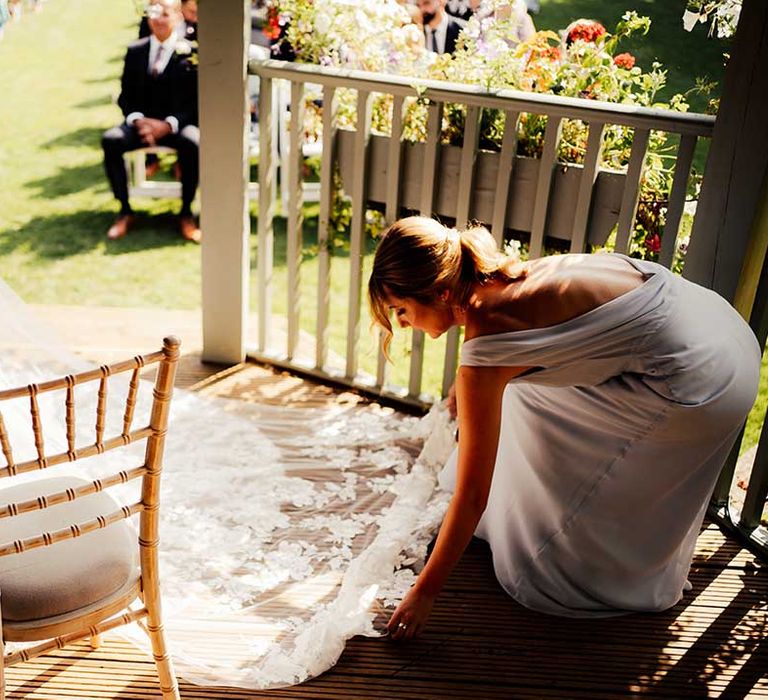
[198,0,250,363]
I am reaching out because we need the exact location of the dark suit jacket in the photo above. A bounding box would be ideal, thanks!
[425,17,463,55]
[444,17,462,54]
[117,37,198,129]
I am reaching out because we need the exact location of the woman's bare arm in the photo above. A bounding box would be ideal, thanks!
[387,363,528,640]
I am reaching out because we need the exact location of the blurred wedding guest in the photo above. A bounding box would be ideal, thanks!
[0,0,9,41]
[139,0,197,41]
[137,0,197,178]
[445,0,473,23]
[524,0,539,13]
[396,0,423,28]
[417,0,462,54]
[494,0,536,43]
[102,0,201,243]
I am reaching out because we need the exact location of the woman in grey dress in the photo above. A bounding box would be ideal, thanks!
[368,216,761,639]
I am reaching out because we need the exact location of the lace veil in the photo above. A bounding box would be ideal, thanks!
[0,277,455,689]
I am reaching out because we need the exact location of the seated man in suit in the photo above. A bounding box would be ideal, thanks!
[418,0,462,54]
[102,0,200,242]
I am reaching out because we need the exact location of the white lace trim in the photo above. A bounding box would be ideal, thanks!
[0,322,455,688]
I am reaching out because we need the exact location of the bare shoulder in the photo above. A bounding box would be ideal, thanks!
[465,253,645,337]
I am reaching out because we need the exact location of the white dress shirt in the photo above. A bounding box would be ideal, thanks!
[425,12,450,54]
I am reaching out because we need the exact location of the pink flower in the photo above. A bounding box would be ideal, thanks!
[614,52,636,70]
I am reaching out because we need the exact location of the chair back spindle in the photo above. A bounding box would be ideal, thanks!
[0,336,181,700]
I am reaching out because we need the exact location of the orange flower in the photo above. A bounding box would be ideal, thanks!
[263,7,282,41]
[614,52,636,70]
[566,20,606,45]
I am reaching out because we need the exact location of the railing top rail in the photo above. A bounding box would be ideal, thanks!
[250,59,716,137]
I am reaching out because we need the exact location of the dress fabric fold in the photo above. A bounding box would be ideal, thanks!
[439,255,761,617]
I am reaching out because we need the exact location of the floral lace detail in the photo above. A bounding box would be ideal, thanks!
[149,398,455,688]
[0,310,455,689]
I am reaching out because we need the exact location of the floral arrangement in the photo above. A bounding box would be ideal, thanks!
[683,0,741,38]
[267,0,700,265]
[267,0,430,74]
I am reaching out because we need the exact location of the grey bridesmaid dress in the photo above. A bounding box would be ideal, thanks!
[438,255,761,617]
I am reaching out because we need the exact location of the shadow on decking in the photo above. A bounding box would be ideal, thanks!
[6,353,767,699]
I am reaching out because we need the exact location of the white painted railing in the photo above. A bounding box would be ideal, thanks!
[249,59,714,398]
[246,58,768,558]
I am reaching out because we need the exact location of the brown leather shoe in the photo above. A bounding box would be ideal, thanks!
[107,214,135,240]
[179,215,201,243]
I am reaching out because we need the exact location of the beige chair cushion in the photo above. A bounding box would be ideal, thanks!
[0,476,138,622]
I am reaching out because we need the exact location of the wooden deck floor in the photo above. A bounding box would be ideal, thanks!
[8,306,768,699]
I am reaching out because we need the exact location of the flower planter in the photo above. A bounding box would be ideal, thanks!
[336,129,626,247]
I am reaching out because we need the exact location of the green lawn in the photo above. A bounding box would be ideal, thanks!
[1,0,764,447]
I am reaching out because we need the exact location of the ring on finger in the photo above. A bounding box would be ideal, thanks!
[397,622,407,630]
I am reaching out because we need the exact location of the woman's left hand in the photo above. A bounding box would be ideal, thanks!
[387,585,437,641]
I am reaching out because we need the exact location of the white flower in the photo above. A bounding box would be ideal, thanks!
[175,38,193,55]
[682,10,700,31]
[315,8,333,34]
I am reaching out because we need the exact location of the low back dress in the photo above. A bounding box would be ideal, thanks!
[438,255,761,617]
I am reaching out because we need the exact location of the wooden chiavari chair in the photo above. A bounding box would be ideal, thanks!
[0,336,181,699]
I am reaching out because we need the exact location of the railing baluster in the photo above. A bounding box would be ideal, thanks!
[377,94,406,389]
[257,76,275,354]
[659,134,697,269]
[344,89,373,380]
[739,421,768,531]
[491,110,519,248]
[316,85,337,372]
[0,411,15,474]
[408,100,444,399]
[570,121,605,253]
[29,386,45,465]
[287,80,305,360]
[65,376,76,456]
[440,105,481,397]
[95,372,108,449]
[615,127,650,254]
[122,366,140,439]
[420,101,443,215]
[529,115,563,258]
[456,105,480,228]
[385,95,405,225]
